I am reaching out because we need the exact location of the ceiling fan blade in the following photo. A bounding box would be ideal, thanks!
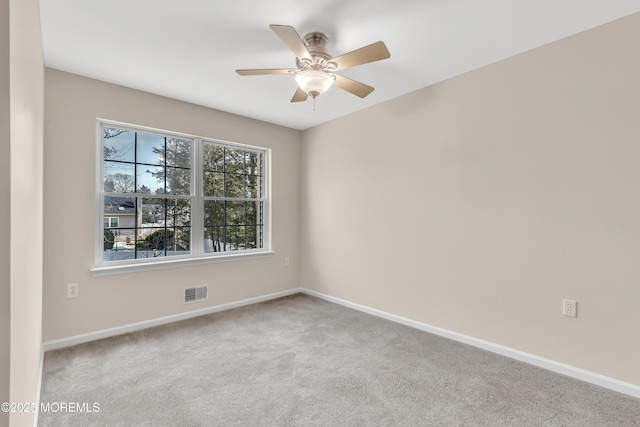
[291,87,308,102]
[331,41,390,71]
[236,68,295,75]
[270,24,312,61]
[333,74,375,98]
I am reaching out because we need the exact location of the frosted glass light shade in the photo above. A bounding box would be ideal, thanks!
[295,70,335,97]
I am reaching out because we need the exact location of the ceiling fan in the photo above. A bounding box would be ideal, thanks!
[236,25,391,103]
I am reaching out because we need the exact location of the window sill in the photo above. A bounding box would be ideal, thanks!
[90,251,275,277]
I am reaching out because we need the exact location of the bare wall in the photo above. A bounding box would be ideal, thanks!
[300,14,640,386]
[43,69,301,341]
[8,0,44,425]
[0,0,11,425]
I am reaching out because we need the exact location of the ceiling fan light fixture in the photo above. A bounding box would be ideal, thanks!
[295,69,335,98]
[236,25,390,103]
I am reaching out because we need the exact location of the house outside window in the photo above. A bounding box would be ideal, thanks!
[95,121,270,273]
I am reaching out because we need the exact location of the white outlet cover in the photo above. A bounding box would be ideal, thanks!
[563,299,577,317]
[67,283,79,298]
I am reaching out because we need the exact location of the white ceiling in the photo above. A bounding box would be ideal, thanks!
[39,1,639,130]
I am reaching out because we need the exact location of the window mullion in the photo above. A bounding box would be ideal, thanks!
[192,138,204,257]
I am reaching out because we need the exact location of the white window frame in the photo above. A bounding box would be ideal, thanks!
[92,120,272,277]
[104,217,119,228]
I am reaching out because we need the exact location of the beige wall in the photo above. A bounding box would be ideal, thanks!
[8,0,45,425]
[43,69,301,341]
[0,0,10,425]
[301,14,640,386]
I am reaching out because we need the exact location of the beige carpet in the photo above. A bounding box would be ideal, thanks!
[39,294,640,426]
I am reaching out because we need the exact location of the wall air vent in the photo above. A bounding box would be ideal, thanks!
[183,284,208,304]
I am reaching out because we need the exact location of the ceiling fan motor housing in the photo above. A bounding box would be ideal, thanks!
[296,32,336,71]
[236,24,390,102]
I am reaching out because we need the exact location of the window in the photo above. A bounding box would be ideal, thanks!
[104,217,119,228]
[202,142,265,253]
[95,121,269,273]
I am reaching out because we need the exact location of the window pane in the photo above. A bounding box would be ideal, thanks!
[166,167,190,195]
[166,199,191,227]
[137,165,164,194]
[137,228,168,258]
[103,227,114,249]
[246,201,262,226]
[204,200,223,226]
[103,228,136,262]
[203,144,224,171]
[225,147,245,174]
[204,227,225,253]
[139,198,191,227]
[202,201,263,252]
[166,138,191,168]
[110,218,119,227]
[104,218,110,228]
[226,201,245,225]
[247,174,260,198]
[141,197,164,228]
[135,240,165,259]
[246,151,261,175]
[104,161,135,193]
[203,171,224,197]
[170,227,191,255]
[204,201,227,252]
[103,128,134,162]
[135,227,190,258]
[226,225,244,250]
[246,225,261,249]
[136,133,165,165]
[104,196,136,222]
[225,173,244,198]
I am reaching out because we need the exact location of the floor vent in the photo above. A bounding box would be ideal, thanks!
[184,285,208,304]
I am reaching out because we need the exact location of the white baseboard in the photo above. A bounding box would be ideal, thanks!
[42,288,302,352]
[41,286,640,399]
[300,288,640,399]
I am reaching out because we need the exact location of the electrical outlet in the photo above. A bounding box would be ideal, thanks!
[562,299,577,317]
[67,283,79,299]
